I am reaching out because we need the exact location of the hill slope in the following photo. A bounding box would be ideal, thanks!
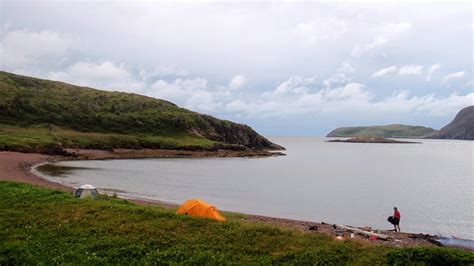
[327,124,436,138]
[0,71,283,152]
[428,106,474,140]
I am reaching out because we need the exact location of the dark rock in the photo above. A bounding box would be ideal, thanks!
[427,106,474,140]
[198,115,285,150]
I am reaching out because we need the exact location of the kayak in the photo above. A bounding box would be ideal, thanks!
[435,237,474,250]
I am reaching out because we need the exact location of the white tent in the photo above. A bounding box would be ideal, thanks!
[74,184,99,199]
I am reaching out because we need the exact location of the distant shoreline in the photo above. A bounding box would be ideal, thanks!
[63,148,286,160]
[327,136,420,144]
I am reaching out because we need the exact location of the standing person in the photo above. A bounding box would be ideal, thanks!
[393,207,401,232]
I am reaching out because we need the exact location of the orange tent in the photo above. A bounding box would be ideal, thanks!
[176,199,226,222]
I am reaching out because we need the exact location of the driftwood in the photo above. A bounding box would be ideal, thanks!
[336,225,391,240]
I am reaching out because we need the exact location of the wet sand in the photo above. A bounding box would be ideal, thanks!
[0,152,72,192]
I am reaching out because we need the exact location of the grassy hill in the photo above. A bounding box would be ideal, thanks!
[327,124,436,138]
[1,181,472,264]
[0,71,282,153]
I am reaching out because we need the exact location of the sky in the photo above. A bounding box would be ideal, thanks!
[1,1,473,136]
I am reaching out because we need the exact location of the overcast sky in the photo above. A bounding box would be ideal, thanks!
[1,1,472,135]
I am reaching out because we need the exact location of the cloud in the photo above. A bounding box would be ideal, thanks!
[0,29,74,69]
[398,65,423,75]
[48,61,144,92]
[151,78,208,99]
[293,18,347,45]
[371,66,397,78]
[138,65,188,80]
[228,75,246,90]
[221,75,473,119]
[351,22,412,57]
[426,64,441,81]
[371,64,427,78]
[337,62,355,73]
[371,91,474,117]
[443,71,465,84]
[384,22,413,34]
[351,37,389,57]
[145,71,472,120]
[150,78,230,113]
[224,78,373,118]
[323,73,349,87]
[257,82,371,117]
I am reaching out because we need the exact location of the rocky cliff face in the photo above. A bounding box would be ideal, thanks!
[200,115,284,150]
[428,106,474,140]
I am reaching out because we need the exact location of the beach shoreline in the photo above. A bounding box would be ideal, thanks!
[0,150,448,249]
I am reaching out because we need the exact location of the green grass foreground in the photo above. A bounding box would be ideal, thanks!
[1,182,473,265]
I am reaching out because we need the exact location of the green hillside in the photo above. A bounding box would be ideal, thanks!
[0,71,282,153]
[327,124,436,138]
[1,181,472,264]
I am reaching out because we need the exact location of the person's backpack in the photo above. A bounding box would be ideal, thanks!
[387,216,395,225]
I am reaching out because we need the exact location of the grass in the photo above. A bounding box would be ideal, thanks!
[0,124,217,153]
[1,181,473,265]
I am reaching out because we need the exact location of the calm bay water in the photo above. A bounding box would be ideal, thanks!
[37,137,474,238]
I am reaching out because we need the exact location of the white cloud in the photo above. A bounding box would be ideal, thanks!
[443,71,465,84]
[151,78,208,98]
[221,75,473,119]
[0,29,74,69]
[426,64,441,81]
[293,18,347,45]
[351,36,389,57]
[351,22,412,57]
[372,64,429,78]
[48,61,144,92]
[371,66,397,78]
[138,65,188,80]
[373,91,474,117]
[385,22,413,34]
[263,76,318,100]
[224,78,374,118]
[337,62,355,73]
[228,75,246,90]
[150,78,230,112]
[398,65,423,75]
[323,73,349,87]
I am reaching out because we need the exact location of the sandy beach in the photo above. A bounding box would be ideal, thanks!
[0,150,442,248]
[0,152,72,192]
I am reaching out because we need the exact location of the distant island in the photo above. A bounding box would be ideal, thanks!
[326,106,474,141]
[327,124,436,138]
[427,106,474,140]
[0,71,284,155]
[327,136,419,144]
